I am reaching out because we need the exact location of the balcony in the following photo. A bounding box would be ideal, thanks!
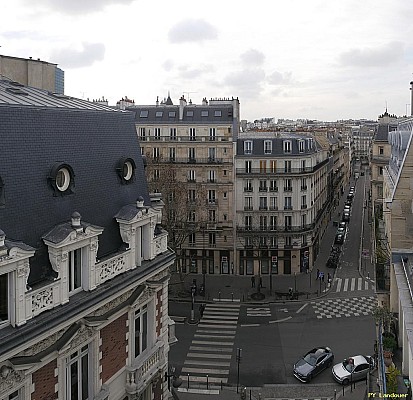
[301,186,308,191]
[126,341,166,396]
[284,187,293,192]
[244,187,253,192]
[259,187,268,192]
[269,187,278,192]
[301,204,308,209]
[284,205,293,210]
[207,199,218,205]
[244,206,253,211]
[269,206,278,211]
[259,206,268,210]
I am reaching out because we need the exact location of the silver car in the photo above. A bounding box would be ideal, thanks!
[332,355,374,385]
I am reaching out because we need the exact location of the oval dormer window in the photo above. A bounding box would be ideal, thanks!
[48,162,75,196]
[117,157,136,184]
[123,160,134,181]
[56,167,71,191]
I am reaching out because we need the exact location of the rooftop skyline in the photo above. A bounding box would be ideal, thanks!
[2,0,413,121]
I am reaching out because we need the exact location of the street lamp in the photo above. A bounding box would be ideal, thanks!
[190,284,196,322]
[236,348,242,393]
[164,367,182,391]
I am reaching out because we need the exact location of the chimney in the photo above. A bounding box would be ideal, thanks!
[137,196,145,208]
[71,212,82,230]
[156,96,159,106]
[179,95,187,120]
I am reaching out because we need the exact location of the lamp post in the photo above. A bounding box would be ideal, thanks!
[190,284,196,322]
[236,348,242,393]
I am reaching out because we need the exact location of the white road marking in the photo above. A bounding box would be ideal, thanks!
[296,303,309,313]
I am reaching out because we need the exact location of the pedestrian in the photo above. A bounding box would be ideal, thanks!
[199,303,205,318]
[251,276,255,288]
[259,276,263,289]
[316,269,320,280]
[321,272,325,282]
[327,272,331,284]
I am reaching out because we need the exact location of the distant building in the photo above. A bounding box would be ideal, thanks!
[235,132,339,276]
[133,94,240,276]
[0,54,64,94]
[0,79,174,399]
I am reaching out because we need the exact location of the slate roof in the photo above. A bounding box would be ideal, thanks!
[0,81,150,285]
[375,124,396,142]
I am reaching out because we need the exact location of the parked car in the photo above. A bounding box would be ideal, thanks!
[327,253,340,268]
[332,355,375,385]
[342,212,350,222]
[344,200,352,207]
[337,227,346,236]
[338,221,347,231]
[334,234,344,245]
[293,347,334,382]
[343,205,351,214]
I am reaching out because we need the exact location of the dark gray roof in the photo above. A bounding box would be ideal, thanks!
[0,79,117,111]
[0,85,150,285]
[375,124,397,141]
[132,105,234,124]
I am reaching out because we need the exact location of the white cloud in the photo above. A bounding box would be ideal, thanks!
[168,19,218,44]
[51,43,105,69]
[338,41,405,67]
[240,49,265,67]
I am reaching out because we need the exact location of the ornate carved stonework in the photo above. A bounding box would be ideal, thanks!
[31,288,53,312]
[68,326,94,351]
[92,289,134,317]
[18,329,66,357]
[48,251,67,274]
[99,254,126,283]
[0,368,24,394]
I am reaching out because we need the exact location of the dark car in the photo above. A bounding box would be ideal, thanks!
[342,212,350,222]
[327,254,340,268]
[293,347,334,382]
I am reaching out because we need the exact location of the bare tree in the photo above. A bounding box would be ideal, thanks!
[145,154,208,283]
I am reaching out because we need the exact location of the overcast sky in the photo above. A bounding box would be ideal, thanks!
[2,0,413,121]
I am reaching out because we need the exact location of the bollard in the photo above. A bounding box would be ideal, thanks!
[334,389,337,400]
[221,380,223,390]
[187,373,190,389]
[231,292,234,302]
[206,374,209,389]
[219,291,221,301]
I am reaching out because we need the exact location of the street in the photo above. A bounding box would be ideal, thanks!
[169,173,377,398]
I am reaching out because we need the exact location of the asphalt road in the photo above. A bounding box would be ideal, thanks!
[168,173,377,395]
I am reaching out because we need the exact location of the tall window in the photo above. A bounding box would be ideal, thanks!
[208,148,216,161]
[209,209,216,222]
[189,233,196,245]
[269,179,277,191]
[154,128,161,140]
[244,141,253,154]
[259,180,267,191]
[188,189,196,202]
[284,197,292,209]
[244,179,253,192]
[283,140,292,153]
[208,190,216,204]
[301,160,306,171]
[169,147,176,162]
[188,170,196,182]
[260,216,268,230]
[301,214,307,227]
[270,160,277,173]
[245,215,252,229]
[260,160,267,173]
[270,215,277,230]
[189,128,196,141]
[68,248,82,293]
[0,273,8,323]
[209,233,216,246]
[284,161,291,173]
[67,345,90,400]
[264,140,272,154]
[153,147,160,160]
[209,128,216,141]
[139,127,146,140]
[270,197,277,210]
[301,195,307,208]
[188,147,196,161]
[301,178,307,190]
[208,170,216,182]
[244,197,252,210]
[134,305,148,357]
[285,215,292,228]
[245,161,252,173]
[284,179,292,191]
[170,128,177,140]
[298,140,305,153]
[259,197,268,210]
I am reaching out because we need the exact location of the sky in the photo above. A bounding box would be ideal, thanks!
[2,0,413,122]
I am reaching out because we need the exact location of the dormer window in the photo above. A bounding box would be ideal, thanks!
[298,140,305,153]
[48,163,75,196]
[116,157,136,184]
[283,141,292,154]
[264,140,272,154]
[244,141,253,154]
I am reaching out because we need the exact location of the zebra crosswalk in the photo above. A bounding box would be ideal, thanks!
[333,277,374,293]
[246,306,271,317]
[179,303,240,388]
